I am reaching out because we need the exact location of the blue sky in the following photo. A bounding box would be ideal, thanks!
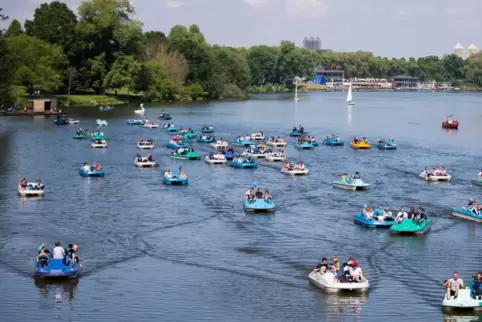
[2,0,482,58]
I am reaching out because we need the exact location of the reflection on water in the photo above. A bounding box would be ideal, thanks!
[443,314,482,322]
[348,106,352,126]
[34,279,79,304]
[19,196,44,208]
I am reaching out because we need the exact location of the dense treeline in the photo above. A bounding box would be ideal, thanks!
[1,0,482,106]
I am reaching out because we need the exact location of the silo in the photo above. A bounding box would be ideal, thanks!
[468,44,479,57]
[453,43,464,59]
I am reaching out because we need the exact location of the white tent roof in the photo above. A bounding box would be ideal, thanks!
[468,44,478,50]
[454,43,464,49]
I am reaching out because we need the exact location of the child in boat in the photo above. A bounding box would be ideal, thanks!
[179,171,187,178]
[164,168,172,178]
[353,172,361,179]
[37,249,49,268]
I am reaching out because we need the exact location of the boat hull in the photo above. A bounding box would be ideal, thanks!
[170,153,201,160]
[34,259,79,279]
[332,180,370,191]
[323,139,344,146]
[79,169,105,177]
[197,138,214,143]
[451,208,482,223]
[442,121,459,129]
[17,184,45,197]
[377,144,397,150]
[244,199,275,213]
[281,168,309,176]
[350,142,371,149]
[163,172,188,185]
[295,143,314,149]
[265,154,285,162]
[267,142,287,147]
[442,289,482,310]
[289,131,306,137]
[134,160,158,167]
[230,161,257,168]
[137,143,154,149]
[308,272,369,293]
[472,179,482,187]
[419,172,451,182]
[205,156,227,164]
[91,143,107,148]
[201,129,214,133]
[354,213,394,228]
[390,219,432,234]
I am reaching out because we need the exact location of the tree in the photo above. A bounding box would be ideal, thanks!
[210,45,251,90]
[247,45,279,85]
[135,61,177,101]
[103,54,141,92]
[144,43,188,86]
[0,8,14,105]
[76,0,144,93]
[24,1,77,48]
[5,19,23,37]
[6,34,65,94]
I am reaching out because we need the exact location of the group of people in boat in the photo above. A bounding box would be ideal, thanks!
[173,147,195,155]
[235,135,252,143]
[144,120,158,127]
[297,136,316,144]
[423,167,448,177]
[245,187,272,202]
[37,241,82,269]
[467,199,482,215]
[164,168,187,179]
[444,271,482,300]
[19,178,44,190]
[136,154,154,162]
[180,127,194,134]
[234,156,255,164]
[267,136,285,144]
[394,206,427,224]
[266,149,285,157]
[207,152,226,160]
[312,254,365,283]
[81,162,103,172]
[324,134,341,142]
[352,137,368,144]
[377,138,395,145]
[251,131,264,138]
[292,125,304,133]
[199,134,214,141]
[138,138,154,146]
[159,110,169,117]
[362,204,393,221]
[283,161,305,170]
[340,172,362,183]
[75,128,89,136]
[163,123,175,128]
[243,146,268,155]
[92,138,107,145]
[201,124,214,130]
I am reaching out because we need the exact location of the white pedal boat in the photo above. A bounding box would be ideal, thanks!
[281,167,309,175]
[137,142,154,149]
[265,153,286,162]
[267,140,287,147]
[242,151,266,159]
[210,141,229,148]
[91,141,107,148]
[204,155,227,164]
[68,118,79,124]
[17,184,45,196]
[143,122,159,128]
[134,158,157,167]
[308,271,369,293]
[251,132,265,140]
[419,171,451,182]
[442,289,482,311]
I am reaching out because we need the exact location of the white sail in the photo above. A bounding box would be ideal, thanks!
[346,83,353,103]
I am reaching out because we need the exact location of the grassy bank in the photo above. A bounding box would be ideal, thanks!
[56,95,130,107]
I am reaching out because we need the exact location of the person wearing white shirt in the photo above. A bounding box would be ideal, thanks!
[245,188,254,197]
[82,163,90,172]
[164,168,172,178]
[396,207,407,223]
[350,262,364,282]
[52,241,65,259]
[478,170,482,177]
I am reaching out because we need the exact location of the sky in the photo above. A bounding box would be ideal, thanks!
[2,0,482,58]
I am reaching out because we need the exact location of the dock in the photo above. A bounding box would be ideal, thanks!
[0,110,64,116]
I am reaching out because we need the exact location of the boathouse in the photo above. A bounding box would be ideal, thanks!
[28,98,58,113]
[390,76,419,89]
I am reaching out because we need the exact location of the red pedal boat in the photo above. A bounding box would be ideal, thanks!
[442,114,459,129]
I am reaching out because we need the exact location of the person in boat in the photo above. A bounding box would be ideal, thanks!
[264,190,272,201]
[37,243,50,254]
[350,262,364,282]
[20,178,28,189]
[37,248,50,268]
[146,154,153,162]
[312,257,329,274]
[395,207,407,223]
[329,254,341,275]
[382,208,393,220]
[470,273,482,300]
[52,241,65,259]
[177,147,186,154]
[34,179,44,190]
[82,162,90,172]
[208,152,215,160]
[414,207,426,224]
[164,168,172,178]
[179,171,187,179]
[136,154,143,162]
[299,126,304,133]
[406,207,416,220]
[362,206,374,219]
[292,126,297,132]
[95,163,103,171]
[255,188,263,199]
[353,172,361,179]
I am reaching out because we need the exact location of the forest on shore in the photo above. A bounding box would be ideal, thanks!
[1,0,482,106]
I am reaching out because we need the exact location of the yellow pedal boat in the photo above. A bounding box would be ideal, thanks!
[350,141,371,149]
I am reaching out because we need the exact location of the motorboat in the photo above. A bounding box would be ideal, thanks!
[17,183,45,197]
[419,170,451,182]
[451,207,482,223]
[205,154,228,164]
[332,178,370,191]
[308,271,368,293]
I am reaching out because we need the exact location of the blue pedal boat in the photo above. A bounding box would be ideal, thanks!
[354,211,395,228]
[289,130,306,137]
[35,258,80,279]
[161,125,178,132]
[377,141,397,150]
[244,198,275,213]
[127,119,146,125]
[230,158,257,168]
[232,139,253,146]
[295,142,314,149]
[197,136,214,143]
[452,208,482,223]
[163,172,188,185]
[159,113,172,120]
[323,138,345,146]
[79,168,105,177]
[201,127,214,133]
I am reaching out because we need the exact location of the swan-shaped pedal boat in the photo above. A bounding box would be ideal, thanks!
[91,140,107,148]
[34,258,80,279]
[159,113,172,120]
[267,138,287,147]
[442,288,482,310]
[134,158,158,167]
[332,178,370,191]
[163,172,188,185]
[134,103,145,115]
[295,142,314,149]
[244,198,275,213]
[137,141,154,149]
[197,136,214,143]
[390,218,432,234]
[161,124,178,132]
[170,150,201,160]
[96,119,108,127]
[323,136,345,146]
[472,177,482,187]
[230,158,257,168]
[376,138,397,150]
[17,183,45,196]
[143,121,159,128]
[251,132,265,140]
[205,154,227,164]
[127,119,146,125]
[419,170,451,182]
[201,126,215,133]
[265,152,285,162]
[451,207,482,223]
[308,271,369,293]
[79,168,105,177]
[354,210,395,228]
[210,140,229,148]
[350,140,370,149]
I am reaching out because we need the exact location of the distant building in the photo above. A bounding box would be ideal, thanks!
[468,44,479,57]
[453,43,464,59]
[303,37,321,51]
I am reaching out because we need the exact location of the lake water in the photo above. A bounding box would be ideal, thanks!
[1,91,482,322]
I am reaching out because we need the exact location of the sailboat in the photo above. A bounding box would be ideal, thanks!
[295,83,299,101]
[134,103,145,115]
[346,83,355,106]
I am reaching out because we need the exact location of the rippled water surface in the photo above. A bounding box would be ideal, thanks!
[1,91,482,322]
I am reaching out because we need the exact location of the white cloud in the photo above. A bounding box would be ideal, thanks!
[285,0,329,18]
[165,1,184,9]
[244,0,271,8]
